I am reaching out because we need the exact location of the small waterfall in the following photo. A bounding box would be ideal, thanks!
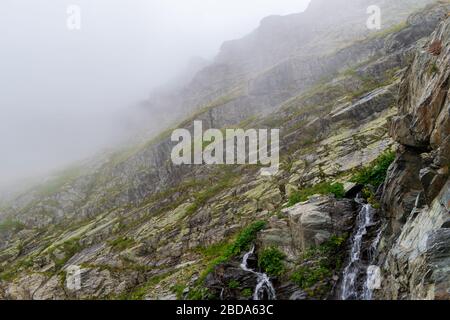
[361,223,384,300]
[341,198,383,300]
[363,265,381,300]
[368,225,384,261]
[240,245,276,300]
[340,203,371,299]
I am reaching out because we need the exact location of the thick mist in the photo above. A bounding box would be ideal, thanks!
[0,0,310,191]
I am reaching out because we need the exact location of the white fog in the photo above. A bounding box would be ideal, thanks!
[0,0,310,189]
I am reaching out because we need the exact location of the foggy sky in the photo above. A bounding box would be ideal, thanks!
[0,0,310,189]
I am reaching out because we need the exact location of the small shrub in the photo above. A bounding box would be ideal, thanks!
[228,280,240,289]
[241,288,253,298]
[258,247,285,277]
[228,221,266,256]
[194,241,230,258]
[362,187,381,209]
[197,221,267,283]
[292,235,348,293]
[108,237,136,251]
[291,265,331,289]
[351,150,395,188]
[53,239,82,268]
[171,283,186,300]
[428,62,439,76]
[187,287,215,300]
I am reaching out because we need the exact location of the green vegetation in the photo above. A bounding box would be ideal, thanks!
[180,89,243,126]
[36,166,83,197]
[291,235,347,297]
[362,187,381,209]
[108,236,136,251]
[196,221,267,283]
[229,221,266,256]
[367,21,408,41]
[185,171,237,216]
[241,288,253,298]
[119,272,173,300]
[0,254,36,282]
[171,283,187,300]
[351,150,396,188]
[258,247,285,277]
[187,221,267,300]
[427,62,439,76]
[0,218,25,233]
[53,238,83,269]
[194,241,230,258]
[344,64,401,102]
[0,269,17,282]
[291,265,332,290]
[186,287,215,300]
[228,280,240,289]
[288,182,345,207]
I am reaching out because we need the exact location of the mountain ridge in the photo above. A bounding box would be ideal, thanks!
[0,0,449,300]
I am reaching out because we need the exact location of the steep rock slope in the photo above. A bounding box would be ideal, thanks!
[0,0,449,300]
[375,16,450,300]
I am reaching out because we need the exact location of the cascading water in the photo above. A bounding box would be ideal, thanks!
[340,196,383,300]
[363,265,381,300]
[340,202,373,300]
[240,246,276,300]
[361,222,384,300]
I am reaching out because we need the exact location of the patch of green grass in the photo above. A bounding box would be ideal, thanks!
[258,247,285,277]
[171,283,187,300]
[0,218,25,233]
[197,221,267,283]
[53,238,82,269]
[346,64,401,102]
[120,272,173,300]
[108,237,136,251]
[0,269,17,281]
[291,235,347,296]
[362,187,381,209]
[427,62,439,76]
[291,265,332,289]
[367,21,408,41]
[351,150,396,188]
[288,182,345,207]
[228,280,240,289]
[301,235,347,261]
[185,171,237,216]
[194,241,231,258]
[228,221,266,256]
[187,286,216,300]
[241,288,253,298]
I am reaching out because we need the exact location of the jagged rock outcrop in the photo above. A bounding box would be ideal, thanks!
[376,15,450,300]
[202,196,356,300]
[262,196,356,256]
[0,0,449,301]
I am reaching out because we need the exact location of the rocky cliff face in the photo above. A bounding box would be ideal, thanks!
[0,0,449,300]
[375,16,450,300]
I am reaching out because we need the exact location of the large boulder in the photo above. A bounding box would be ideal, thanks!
[259,196,356,258]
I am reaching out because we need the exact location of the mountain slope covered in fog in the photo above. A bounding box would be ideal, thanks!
[0,0,449,300]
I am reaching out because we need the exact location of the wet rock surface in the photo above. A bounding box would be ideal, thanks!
[375,15,450,299]
[0,0,449,300]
